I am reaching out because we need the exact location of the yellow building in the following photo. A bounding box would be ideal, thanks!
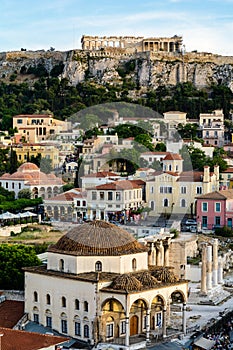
[13,114,71,143]
[12,143,60,169]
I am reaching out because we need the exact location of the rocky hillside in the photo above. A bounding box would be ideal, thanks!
[1,49,233,93]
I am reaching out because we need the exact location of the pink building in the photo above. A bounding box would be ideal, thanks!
[196,190,233,229]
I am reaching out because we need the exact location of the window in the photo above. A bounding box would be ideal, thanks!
[46,316,52,328]
[108,192,113,200]
[163,198,169,207]
[180,186,186,194]
[151,186,154,194]
[84,301,88,312]
[61,319,68,333]
[150,201,155,211]
[92,191,97,200]
[75,299,80,310]
[215,216,221,226]
[17,119,23,124]
[196,186,202,194]
[116,192,121,201]
[202,216,208,228]
[181,199,186,208]
[156,312,162,327]
[75,322,81,336]
[12,183,14,189]
[106,323,114,338]
[77,200,80,206]
[143,315,147,329]
[215,202,221,212]
[61,296,66,308]
[160,186,172,194]
[100,192,104,200]
[46,294,51,305]
[95,261,102,272]
[34,291,38,302]
[202,202,208,212]
[132,258,137,271]
[6,182,8,189]
[120,320,126,335]
[84,324,89,338]
[59,259,64,272]
[33,313,39,323]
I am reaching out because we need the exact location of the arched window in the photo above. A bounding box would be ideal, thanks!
[34,291,38,302]
[74,316,81,336]
[75,299,80,310]
[84,324,89,338]
[150,201,155,211]
[84,301,88,312]
[169,164,172,171]
[61,313,67,334]
[151,186,154,194]
[59,259,64,272]
[163,198,169,207]
[181,199,186,208]
[132,258,137,271]
[62,296,66,308]
[46,294,51,305]
[95,261,102,272]
[33,306,39,323]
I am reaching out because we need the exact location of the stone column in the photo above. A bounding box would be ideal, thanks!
[212,239,218,287]
[125,316,129,346]
[148,243,153,265]
[207,244,213,290]
[218,256,224,284]
[146,308,151,343]
[201,243,207,294]
[156,241,164,266]
[162,307,166,338]
[182,303,187,334]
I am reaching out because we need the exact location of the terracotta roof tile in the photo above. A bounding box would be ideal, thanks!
[163,153,183,161]
[82,171,119,178]
[196,190,233,200]
[95,180,141,190]
[0,326,68,350]
[0,301,24,328]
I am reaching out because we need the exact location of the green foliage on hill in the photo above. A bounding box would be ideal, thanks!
[0,77,232,130]
[0,244,42,290]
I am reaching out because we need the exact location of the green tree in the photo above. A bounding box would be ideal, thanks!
[18,188,32,199]
[0,244,42,290]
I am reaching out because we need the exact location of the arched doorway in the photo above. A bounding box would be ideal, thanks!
[129,299,148,336]
[101,298,126,343]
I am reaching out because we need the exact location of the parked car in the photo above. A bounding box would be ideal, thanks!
[185,219,196,225]
[190,225,197,233]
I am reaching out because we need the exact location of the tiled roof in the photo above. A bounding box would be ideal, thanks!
[163,153,183,161]
[95,180,141,190]
[82,171,119,178]
[141,152,169,156]
[177,171,205,182]
[0,300,24,328]
[0,326,68,350]
[196,190,233,200]
[222,167,233,173]
[49,220,148,256]
[13,114,52,118]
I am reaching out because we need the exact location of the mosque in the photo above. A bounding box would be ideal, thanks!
[24,221,188,347]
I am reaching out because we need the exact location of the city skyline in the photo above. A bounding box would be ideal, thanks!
[1,0,233,55]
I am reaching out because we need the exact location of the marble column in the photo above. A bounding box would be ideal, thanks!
[146,308,151,343]
[218,256,224,284]
[156,241,164,266]
[207,244,213,290]
[125,316,129,346]
[212,239,218,287]
[162,308,166,338]
[182,303,187,334]
[201,243,207,294]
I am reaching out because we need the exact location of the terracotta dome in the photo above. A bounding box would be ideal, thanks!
[18,162,39,172]
[48,220,148,256]
[111,274,143,291]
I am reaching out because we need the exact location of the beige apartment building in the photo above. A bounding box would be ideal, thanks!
[13,114,71,143]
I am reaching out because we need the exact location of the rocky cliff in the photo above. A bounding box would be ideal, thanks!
[1,49,233,93]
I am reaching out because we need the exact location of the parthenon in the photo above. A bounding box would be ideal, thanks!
[81,35,183,53]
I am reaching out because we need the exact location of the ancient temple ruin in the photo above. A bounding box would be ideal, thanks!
[81,35,183,53]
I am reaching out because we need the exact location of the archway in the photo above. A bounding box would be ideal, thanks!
[129,299,148,336]
[101,298,126,343]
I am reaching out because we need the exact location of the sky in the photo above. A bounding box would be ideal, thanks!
[1,0,233,56]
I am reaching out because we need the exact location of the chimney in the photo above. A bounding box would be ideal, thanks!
[203,166,210,183]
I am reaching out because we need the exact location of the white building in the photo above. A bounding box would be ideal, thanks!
[24,220,188,347]
[0,162,63,199]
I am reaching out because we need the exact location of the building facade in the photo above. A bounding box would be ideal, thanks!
[24,221,188,347]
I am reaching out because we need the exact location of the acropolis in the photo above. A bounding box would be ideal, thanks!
[81,34,183,53]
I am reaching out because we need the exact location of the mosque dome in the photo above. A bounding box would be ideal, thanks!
[17,162,39,172]
[48,220,148,256]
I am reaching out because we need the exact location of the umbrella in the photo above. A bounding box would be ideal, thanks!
[0,211,18,220]
[23,211,37,217]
